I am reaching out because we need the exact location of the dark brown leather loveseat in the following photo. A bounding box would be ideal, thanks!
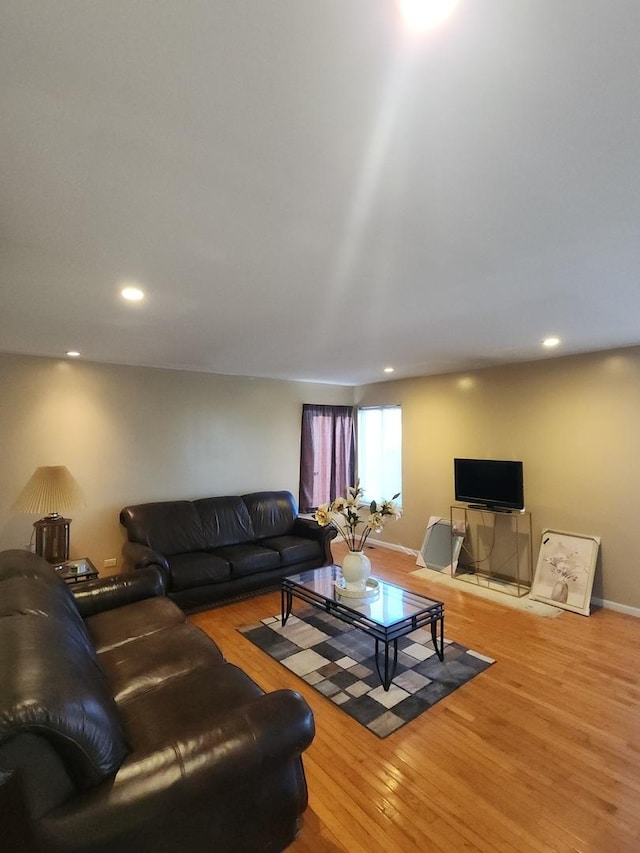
[120,490,335,611]
[0,549,315,853]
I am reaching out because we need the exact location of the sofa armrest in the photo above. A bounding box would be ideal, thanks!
[292,516,337,564]
[121,540,170,572]
[71,568,166,618]
[40,689,314,849]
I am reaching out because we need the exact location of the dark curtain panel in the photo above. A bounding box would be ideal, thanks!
[299,404,355,513]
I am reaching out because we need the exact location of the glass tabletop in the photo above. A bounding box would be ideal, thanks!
[283,565,443,629]
[55,557,98,578]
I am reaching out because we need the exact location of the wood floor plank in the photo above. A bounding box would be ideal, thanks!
[189,542,640,852]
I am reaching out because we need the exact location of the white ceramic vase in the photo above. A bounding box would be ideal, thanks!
[341,550,371,593]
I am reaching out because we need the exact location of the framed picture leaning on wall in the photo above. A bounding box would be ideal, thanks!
[531,529,600,616]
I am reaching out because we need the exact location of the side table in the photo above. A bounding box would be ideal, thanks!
[55,557,98,584]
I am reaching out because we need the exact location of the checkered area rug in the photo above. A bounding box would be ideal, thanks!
[238,608,495,738]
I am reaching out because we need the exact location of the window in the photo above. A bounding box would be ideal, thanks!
[357,406,402,505]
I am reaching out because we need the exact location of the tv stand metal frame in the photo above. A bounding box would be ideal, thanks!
[450,504,533,597]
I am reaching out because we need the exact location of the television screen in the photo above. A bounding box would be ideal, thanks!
[454,458,524,511]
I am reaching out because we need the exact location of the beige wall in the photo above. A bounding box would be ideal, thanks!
[2,347,639,611]
[0,353,352,570]
[355,347,640,611]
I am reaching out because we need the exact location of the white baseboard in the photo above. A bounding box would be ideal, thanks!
[591,597,640,618]
[369,539,640,618]
[365,538,416,557]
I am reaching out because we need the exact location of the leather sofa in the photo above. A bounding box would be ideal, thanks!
[0,549,315,853]
[120,490,335,611]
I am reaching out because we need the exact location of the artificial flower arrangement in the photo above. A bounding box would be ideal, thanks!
[313,481,401,551]
[545,543,585,583]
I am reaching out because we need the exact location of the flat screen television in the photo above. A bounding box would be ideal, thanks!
[454,458,524,512]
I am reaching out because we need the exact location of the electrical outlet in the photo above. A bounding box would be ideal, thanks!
[103,558,117,568]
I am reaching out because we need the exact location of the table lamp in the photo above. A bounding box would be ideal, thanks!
[13,466,85,565]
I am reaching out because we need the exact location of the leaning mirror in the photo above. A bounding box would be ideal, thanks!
[416,516,464,574]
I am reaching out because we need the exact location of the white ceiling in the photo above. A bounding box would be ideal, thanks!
[2,1,640,386]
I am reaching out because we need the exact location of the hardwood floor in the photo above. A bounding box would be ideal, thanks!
[189,543,640,853]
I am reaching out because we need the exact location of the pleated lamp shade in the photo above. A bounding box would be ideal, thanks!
[13,466,84,516]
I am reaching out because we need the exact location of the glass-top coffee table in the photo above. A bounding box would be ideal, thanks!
[281,565,444,691]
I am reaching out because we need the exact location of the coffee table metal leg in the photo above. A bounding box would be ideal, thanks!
[431,616,444,661]
[281,587,293,626]
[374,638,398,691]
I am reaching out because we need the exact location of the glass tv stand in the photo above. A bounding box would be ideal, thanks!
[450,504,533,597]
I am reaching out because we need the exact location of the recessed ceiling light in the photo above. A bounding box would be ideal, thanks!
[397,0,459,33]
[384,367,395,374]
[66,350,80,358]
[121,285,145,302]
[542,337,561,348]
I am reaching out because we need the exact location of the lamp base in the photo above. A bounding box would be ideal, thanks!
[34,516,71,565]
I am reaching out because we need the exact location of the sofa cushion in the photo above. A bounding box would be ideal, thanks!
[0,575,97,659]
[0,548,64,584]
[194,496,255,549]
[0,549,88,637]
[211,543,280,578]
[242,491,297,539]
[117,664,265,751]
[120,501,206,556]
[86,596,185,653]
[97,623,225,704]
[259,535,322,567]
[168,552,231,591]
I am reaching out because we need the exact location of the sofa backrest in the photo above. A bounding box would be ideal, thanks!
[120,500,206,555]
[242,491,298,539]
[194,496,255,549]
[0,550,128,793]
[120,492,301,554]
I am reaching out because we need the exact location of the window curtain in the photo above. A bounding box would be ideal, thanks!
[299,404,355,513]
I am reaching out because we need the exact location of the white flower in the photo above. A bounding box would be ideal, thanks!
[313,505,332,527]
[332,496,347,512]
[381,500,402,520]
[367,512,384,533]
